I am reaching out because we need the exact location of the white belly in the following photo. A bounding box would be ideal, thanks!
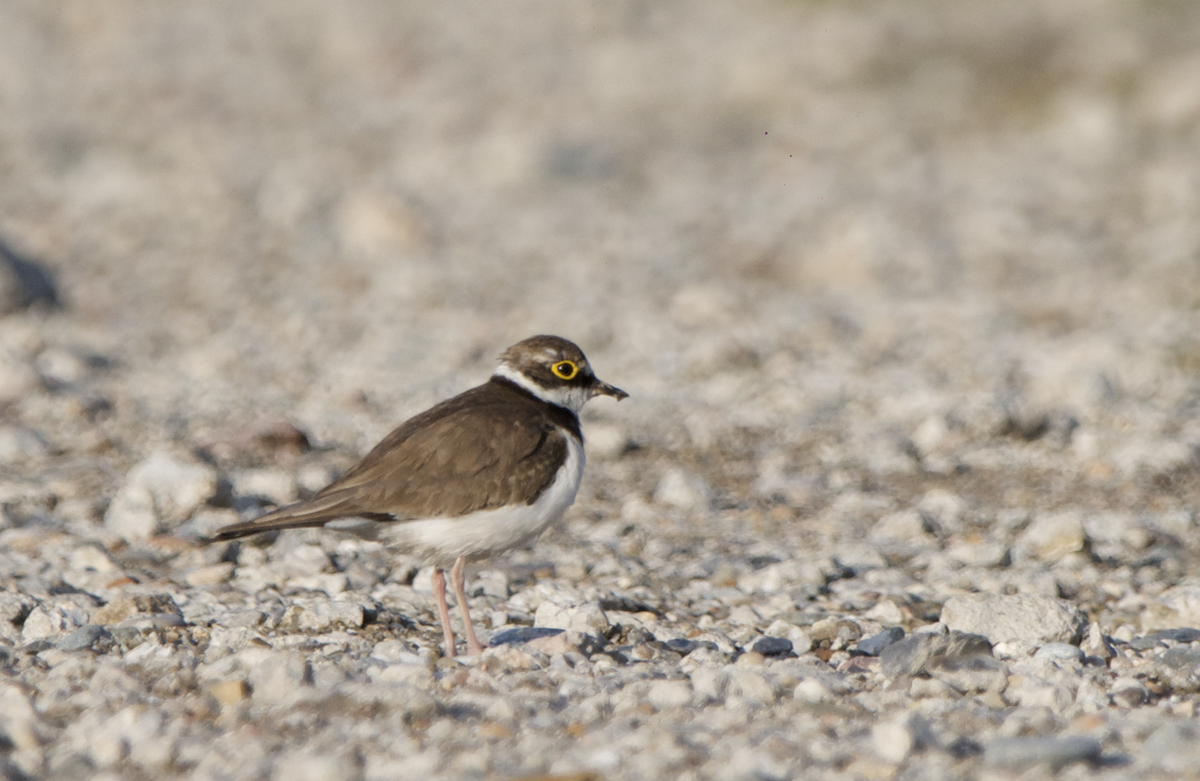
[374,434,585,567]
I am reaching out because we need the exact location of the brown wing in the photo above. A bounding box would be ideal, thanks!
[211,382,568,541]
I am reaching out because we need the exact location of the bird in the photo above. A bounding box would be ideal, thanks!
[212,335,627,657]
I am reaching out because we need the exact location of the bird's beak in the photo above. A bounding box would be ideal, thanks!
[592,379,629,401]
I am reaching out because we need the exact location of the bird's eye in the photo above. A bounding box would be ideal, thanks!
[551,360,578,380]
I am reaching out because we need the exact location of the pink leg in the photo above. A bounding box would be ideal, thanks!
[451,556,487,656]
[431,567,457,658]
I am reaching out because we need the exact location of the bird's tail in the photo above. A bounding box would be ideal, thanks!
[209,493,392,542]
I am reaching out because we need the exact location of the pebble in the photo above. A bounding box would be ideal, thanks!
[647,679,693,709]
[941,593,1088,647]
[92,595,182,626]
[1142,722,1200,773]
[880,630,992,677]
[55,624,111,651]
[284,600,365,632]
[653,468,712,512]
[1141,584,1200,631]
[1080,621,1117,661]
[185,562,236,586]
[0,425,49,464]
[104,451,221,541]
[857,627,905,656]
[983,736,1102,771]
[750,636,792,656]
[872,712,937,763]
[925,654,1007,694]
[793,678,832,704]
[1110,677,1148,708]
[1034,643,1085,662]
[1015,511,1086,562]
[533,601,611,636]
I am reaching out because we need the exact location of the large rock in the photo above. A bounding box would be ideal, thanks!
[104,450,222,541]
[941,594,1087,647]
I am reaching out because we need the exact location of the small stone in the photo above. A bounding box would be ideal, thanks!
[55,624,111,651]
[1154,647,1200,693]
[1143,722,1200,773]
[917,489,970,534]
[490,626,565,646]
[533,601,610,636]
[526,631,580,657]
[689,667,729,704]
[727,668,775,707]
[370,639,415,663]
[1005,670,1077,713]
[880,630,992,677]
[210,679,249,706]
[1151,627,1200,643]
[224,610,266,628]
[983,736,1101,772]
[926,654,1007,694]
[944,541,1010,567]
[941,593,1087,646]
[1141,584,1200,631]
[470,570,509,599]
[809,617,862,644]
[872,712,937,764]
[858,627,905,656]
[272,751,345,781]
[1110,677,1148,708]
[480,643,548,672]
[0,425,49,464]
[870,510,935,545]
[93,595,182,626]
[230,468,297,507]
[116,613,185,631]
[0,679,49,750]
[186,562,235,586]
[104,450,221,541]
[0,593,35,643]
[1034,643,1085,662]
[788,627,814,654]
[647,679,692,709]
[751,637,792,656]
[1016,511,1086,562]
[289,600,365,632]
[21,596,96,642]
[35,347,89,385]
[586,423,629,460]
[863,599,905,625]
[281,544,333,577]
[793,678,831,703]
[653,469,711,511]
[663,638,705,656]
[1080,622,1116,661]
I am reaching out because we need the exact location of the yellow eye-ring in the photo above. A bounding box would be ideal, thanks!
[551,360,579,380]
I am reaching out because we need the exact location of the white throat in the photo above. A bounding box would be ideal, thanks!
[493,363,590,414]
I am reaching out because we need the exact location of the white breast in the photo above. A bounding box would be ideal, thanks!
[375,431,586,567]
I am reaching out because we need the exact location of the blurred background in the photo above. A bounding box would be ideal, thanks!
[1,0,1199,520]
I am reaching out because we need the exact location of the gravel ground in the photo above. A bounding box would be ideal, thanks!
[3,1,1200,779]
